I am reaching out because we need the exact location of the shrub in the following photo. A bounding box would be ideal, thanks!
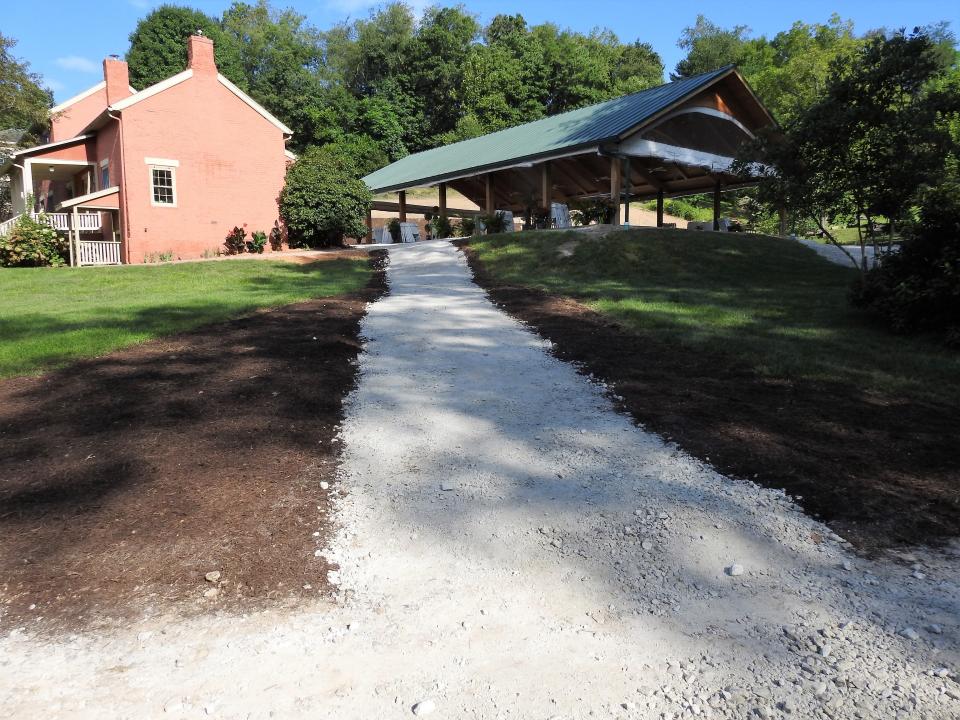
[224,226,246,255]
[852,182,960,344]
[571,198,616,225]
[479,212,508,234]
[247,230,267,254]
[269,222,284,251]
[457,217,476,237]
[387,218,402,242]
[432,215,453,239]
[279,146,371,248]
[0,213,68,267]
[531,208,551,229]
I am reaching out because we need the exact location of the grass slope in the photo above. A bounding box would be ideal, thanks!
[0,257,371,378]
[468,229,960,406]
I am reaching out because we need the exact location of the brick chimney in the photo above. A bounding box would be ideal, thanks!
[187,33,216,74]
[103,55,131,105]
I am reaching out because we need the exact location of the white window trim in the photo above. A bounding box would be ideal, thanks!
[99,158,110,190]
[149,164,178,208]
[144,157,180,167]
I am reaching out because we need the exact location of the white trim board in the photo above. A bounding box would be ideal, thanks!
[59,185,120,209]
[10,134,95,158]
[618,138,736,173]
[110,70,193,111]
[144,157,179,167]
[217,74,293,135]
[50,81,140,114]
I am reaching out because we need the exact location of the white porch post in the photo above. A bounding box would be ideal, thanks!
[23,159,34,210]
[72,207,80,267]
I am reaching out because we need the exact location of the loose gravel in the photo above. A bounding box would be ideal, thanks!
[1,240,957,719]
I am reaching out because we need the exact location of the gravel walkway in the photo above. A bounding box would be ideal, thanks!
[795,238,878,268]
[2,240,958,718]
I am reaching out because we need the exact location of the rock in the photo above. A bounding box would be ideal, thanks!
[898,627,920,641]
[840,561,852,572]
[203,588,219,599]
[440,482,455,491]
[320,481,330,490]
[779,698,797,714]
[204,571,221,583]
[811,682,828,696]
[412,699,436,715]
[926,624,943,635]
[641,540,653,551]
[726,564,745,577]
[912,571,926,580]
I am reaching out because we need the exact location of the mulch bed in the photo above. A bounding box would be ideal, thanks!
[458,242,959,553]
[0,252,387,631]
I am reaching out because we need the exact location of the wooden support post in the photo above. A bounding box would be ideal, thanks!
[540,161,552,211]
[778,205,788,237]
[398,190,407,223]
[713,180,722,231]
[609,156,622,226]
[485,173,495,215]
[623,157,631,226]
[656,189,664,228]
[365,207,373,243]
[72,206,80,266]
[438,182,447,219]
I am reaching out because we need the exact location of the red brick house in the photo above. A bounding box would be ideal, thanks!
[0,34,293,265]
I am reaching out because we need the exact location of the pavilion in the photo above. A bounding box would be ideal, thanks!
[362,65,776,235]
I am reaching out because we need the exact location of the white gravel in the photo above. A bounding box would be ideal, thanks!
[795,238,878,267]
[2,239,958,719]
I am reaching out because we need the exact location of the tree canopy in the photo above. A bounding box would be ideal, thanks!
[0,33,51,139]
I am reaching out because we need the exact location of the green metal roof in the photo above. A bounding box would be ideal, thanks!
[363,66,734,193]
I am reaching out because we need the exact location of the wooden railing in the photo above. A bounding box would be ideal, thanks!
[77,240,121,266]
[0,211,102,235]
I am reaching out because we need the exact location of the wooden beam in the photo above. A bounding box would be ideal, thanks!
[485,173,495,215]
[438,182,447,219]
[778,205,788,237]
[713,179,722,231]
[552,162,592,198]
[657,190,664,227]
[540,161,552,211]
[609,156,622,226]
[398,190,407,222]
[365,207,373,243]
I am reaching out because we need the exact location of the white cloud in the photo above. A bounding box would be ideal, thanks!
[325,0,429,18]
[45,78,66,92]
[55,56,99,74]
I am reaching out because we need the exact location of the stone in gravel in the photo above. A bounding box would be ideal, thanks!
[203,588,219,599]
[641,541,653,551]
[926,624,942,635]
[726,564,745,577]
[440,482,455,491]
[898,627,920,641]
[840,561,852,572]
[320,481,330,490]
[204,571,221,583]
[412,699,436,715]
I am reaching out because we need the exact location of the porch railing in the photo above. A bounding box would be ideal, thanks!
[77,240,121,266]
[0,211,102,235]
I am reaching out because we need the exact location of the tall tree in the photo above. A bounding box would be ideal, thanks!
[126,4,246,89]
[673,15,749,79]
[0,33,51,136]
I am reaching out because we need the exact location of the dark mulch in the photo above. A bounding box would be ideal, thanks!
[459,243,959,553]
[0,253,387,631]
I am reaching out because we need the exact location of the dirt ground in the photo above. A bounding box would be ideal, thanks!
[0,253,387,631]
[459,243,960,553]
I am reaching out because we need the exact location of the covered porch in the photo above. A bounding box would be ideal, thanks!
[363,66,777,238]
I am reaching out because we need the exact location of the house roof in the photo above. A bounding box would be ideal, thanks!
[49,80,138,115]
[363,66,738,194]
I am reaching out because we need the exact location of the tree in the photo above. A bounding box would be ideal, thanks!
[279,146,371,247]
[673,15,750,79]
[0,33,51,137]
[126,5,246,89]
[738,29,959,271]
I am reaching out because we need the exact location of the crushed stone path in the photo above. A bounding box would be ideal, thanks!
[3,240,958,719]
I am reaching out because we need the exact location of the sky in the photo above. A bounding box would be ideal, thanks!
[5,0,960,103]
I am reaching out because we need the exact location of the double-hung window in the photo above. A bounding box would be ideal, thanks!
[146,158,179,207]
[99,159,110,189]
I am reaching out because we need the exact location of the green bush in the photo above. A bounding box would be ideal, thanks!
[432,215,453,239]
[571,198,616,225]
[269,223,284,251]
[279,146,371,248]
[247,230,267,254]
[479,212,508,234]
[852,182,960,344]
[387,218,402,242]
[457,217,476,237]
[0,214,68,267]
[224,226,247,255]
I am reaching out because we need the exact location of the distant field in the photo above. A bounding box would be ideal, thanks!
[0,257,371,377]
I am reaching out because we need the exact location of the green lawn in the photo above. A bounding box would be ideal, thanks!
[0,257,371,378]
[467,229,960,405]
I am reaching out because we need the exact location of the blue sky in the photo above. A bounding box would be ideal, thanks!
[6,0,960,103]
